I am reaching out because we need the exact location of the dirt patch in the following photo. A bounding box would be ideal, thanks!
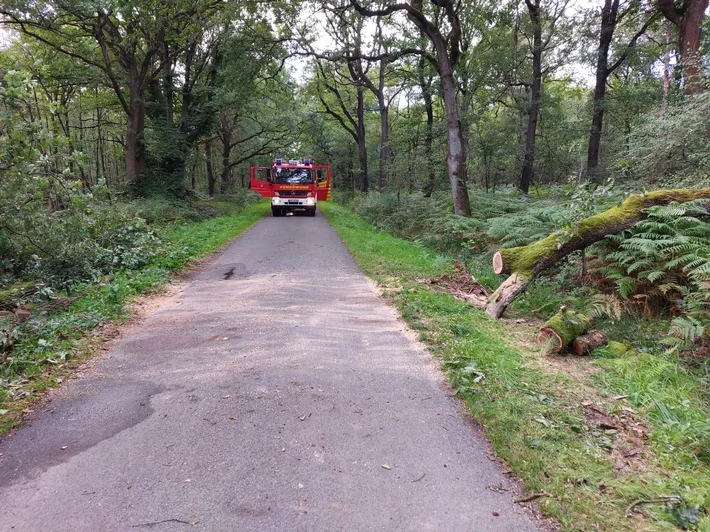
[92,282,185,352]
[419,262,489,308]
[581,401,652,472]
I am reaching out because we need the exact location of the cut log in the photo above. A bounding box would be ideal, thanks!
[486,188,710,318]
[536,307,592,353]
[492,251,505,275]
[571,330,608,356]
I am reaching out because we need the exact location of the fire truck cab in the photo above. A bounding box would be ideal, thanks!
[250,158,332,217]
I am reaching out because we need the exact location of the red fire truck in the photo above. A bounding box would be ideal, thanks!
[250,158,332,217]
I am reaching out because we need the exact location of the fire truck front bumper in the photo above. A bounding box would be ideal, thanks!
[271,197,316,207]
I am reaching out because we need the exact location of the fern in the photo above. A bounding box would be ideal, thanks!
[668,316,705,345]
[594,200,710,349]
[587,294,623,321]
[486,205,567,247]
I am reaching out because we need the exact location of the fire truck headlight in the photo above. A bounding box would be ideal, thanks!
[305,198,315,205]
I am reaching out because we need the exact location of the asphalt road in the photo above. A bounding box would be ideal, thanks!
[0,209,540,531]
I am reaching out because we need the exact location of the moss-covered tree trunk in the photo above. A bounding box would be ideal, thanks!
[536,307,592,353]
[486,188,710,319]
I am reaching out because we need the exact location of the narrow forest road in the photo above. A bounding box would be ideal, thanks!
[0,211,540,531]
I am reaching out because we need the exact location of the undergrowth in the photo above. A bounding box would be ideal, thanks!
[349,187,709,351]
[321,201,709,531]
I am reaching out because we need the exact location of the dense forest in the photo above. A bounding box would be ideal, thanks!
[2,0,708,344]
[1,0,710,528]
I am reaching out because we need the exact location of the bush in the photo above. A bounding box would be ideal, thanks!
[624,92,710,187]
[5,202,162,291]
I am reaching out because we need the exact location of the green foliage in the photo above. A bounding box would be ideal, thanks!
[595,348,710,471]
[351,189,549,255]
[0,72,166,290]
[351,192,488,254]
[594,200,710,348]
[0,65,263,293]
[623,92,710,187]
[486,204,567,247]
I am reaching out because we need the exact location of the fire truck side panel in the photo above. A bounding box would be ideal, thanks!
[250,166,273,198]
[314,164,332,201]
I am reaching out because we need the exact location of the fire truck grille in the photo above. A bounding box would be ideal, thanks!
[278,190,307,197]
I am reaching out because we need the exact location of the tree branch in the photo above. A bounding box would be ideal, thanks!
[606,10,660,74]
[657,0,682,25]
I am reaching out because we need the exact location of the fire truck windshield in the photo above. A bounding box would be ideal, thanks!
[273,168,313,184]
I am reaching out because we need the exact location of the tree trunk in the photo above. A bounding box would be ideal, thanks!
[205,141,216,196]
[419,57,436,197]
[520,0,542,195]
[356,85,369,193]
[163,41,174,125]
[486,187,710,318]
[439,59,471,216]
[377,87,389,191]
[658,0,709,95]
[586,0,619,181]
[95,88,108,186]
[662,25,672,115]
[220,130,231,194]
[485,273,529,319]
[95,106,102,184]
[678,2,707,95]
[125,76,146,183]
[77,94,90,189]
[351,0,469,212]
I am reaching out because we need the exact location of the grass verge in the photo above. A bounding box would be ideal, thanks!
[0,201,270,435]
[320,202,709,532]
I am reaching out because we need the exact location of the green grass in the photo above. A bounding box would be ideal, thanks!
[320,202,709,532]
[0,200,270,434]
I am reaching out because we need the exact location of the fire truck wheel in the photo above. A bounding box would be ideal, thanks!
[308,208,316,217]
[271,207,282,217]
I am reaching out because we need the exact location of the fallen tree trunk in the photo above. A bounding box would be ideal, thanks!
[571,330,608,355]
[536,307,592,353]
[486,188,710,318]
[484,273,529,320]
